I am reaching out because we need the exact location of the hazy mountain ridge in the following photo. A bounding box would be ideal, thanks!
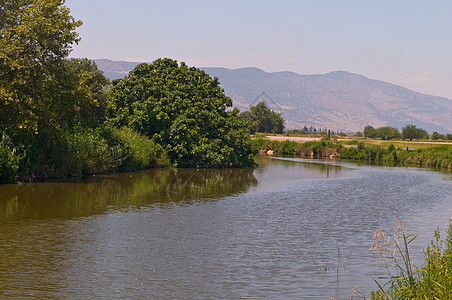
[95,59,452,133]
[95,59,141,79]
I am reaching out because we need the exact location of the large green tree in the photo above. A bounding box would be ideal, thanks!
[363,125,377,138]
[402,124,428,141]
[0,1,114,181]
[240,101,285,134]
[107,58,255,168]
[59,58,110,128]
[363,125,400,140]
[0,0,82,138]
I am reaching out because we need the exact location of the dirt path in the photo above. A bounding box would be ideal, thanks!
[266,136,322,142]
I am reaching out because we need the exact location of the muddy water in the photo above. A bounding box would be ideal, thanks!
[0,157,451,299]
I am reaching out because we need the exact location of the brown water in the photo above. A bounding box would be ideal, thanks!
[1,156,451,299]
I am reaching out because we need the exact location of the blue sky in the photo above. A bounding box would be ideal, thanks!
[66,0,452,99]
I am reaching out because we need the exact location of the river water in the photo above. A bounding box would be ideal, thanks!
[1,156,451,299]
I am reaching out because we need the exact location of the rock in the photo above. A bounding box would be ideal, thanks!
[267,150,274,156]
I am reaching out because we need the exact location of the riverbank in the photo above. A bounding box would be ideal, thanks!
[253,136,452,171]
[0,126,171,184]
[364,221,452,299]
[252,137,342,158]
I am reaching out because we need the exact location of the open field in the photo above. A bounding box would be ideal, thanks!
[265,136,322,142]
[339,139,452,149]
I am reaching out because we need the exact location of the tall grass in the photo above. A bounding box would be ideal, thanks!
[396,145,452,170]
[0,125,169,183]
[0,134,21,183]
[66,126,168,175]
[358,220,452,299]
[252,138,342,157]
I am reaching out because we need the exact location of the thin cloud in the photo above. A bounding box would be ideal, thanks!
[181,43,210,50]
[400,71,436,85]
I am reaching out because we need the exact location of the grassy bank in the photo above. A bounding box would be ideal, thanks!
[0,126,170,184]
[360,221,452,299]
[340,141,452,171]
[254,137,452,171]
[252,137,343,158]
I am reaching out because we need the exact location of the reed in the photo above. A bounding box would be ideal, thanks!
[356,220,452,299]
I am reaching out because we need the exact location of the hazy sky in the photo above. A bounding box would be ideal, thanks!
[66,0,452,99]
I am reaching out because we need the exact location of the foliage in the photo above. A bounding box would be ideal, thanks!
[0,2,183,183]
[285,129,306,136]
[66,127,121,174]
[396,145,452,170]
[363,125,377,138]
[113,127,169,171]
[0,56,112,181]
[363,220,452,300]
[0,134,21,183]
[108,58,255,168]
[66,126,164,175]
[340,143,387,161]
[431,131,444,140]
[339,147,366,160]
[363,125,400,140]
[402,124,428,141]
[430,132,452,140]
[0,0,82,138]
[253,138,342,157]
[240,101,285,134]
[61,58,110,128]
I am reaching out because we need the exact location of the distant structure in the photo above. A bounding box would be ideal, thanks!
[250,91,283,114]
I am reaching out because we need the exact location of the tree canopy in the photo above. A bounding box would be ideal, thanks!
[402,124,428,141]
[0,0,83,138]
[107,58,255,168]
[240,101,285,134]
[0,0,123,182]
[363,125,400,140]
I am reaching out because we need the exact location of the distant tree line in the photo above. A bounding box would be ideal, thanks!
[285,126,344,136]
[431,132,452,140]
[362,125,452,141]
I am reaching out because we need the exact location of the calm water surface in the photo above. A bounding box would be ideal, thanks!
[1,156,452,299]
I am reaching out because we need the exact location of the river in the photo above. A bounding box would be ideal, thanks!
[1,156,451,299]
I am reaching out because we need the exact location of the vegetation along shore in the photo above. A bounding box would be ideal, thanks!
[1,0,450,186]
[0,1,258,184]
[358,220,452,299]
[254,136,452,171]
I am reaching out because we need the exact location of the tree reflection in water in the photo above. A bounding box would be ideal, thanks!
[0,168,258,220]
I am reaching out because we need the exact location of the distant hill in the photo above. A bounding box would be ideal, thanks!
[95,59,141,79]
[95,59,452,133]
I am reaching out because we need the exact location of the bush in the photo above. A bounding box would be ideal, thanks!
[0,134,21,183]
[66,127,123,174]
[66,126,166,175]
[340,147,365,160]
[366,221,452,299]
[110,127,165,171]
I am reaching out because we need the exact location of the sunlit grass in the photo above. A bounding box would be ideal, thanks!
[354,220,452,300]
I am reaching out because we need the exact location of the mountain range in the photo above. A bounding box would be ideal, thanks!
[95,59,452,133]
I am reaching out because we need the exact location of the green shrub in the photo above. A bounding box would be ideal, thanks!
[113,127,159,171]
[0,134,21,183]
[66,127,123,174]
[280,140,297,154]
[66,126,165,174]
[366,220,452,299]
